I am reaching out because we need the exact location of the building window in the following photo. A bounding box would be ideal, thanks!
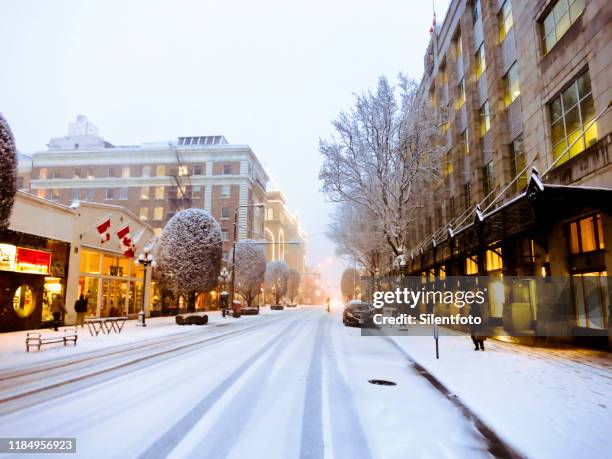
[105,189,114,200]
[510,135,527,191]
[466,255,479,275]
[139,207,149,220]
[486,249,503,271]
[156,165,166,176]
[221,230,229,241]
[569,214,605,254]
[108,167,118,178]
[499,0,513,42]
[483,161,494,196]
[221,185,231,198]
[50,189,60,201]
[142,165,151,177]
[73,168,82,179]
[504,63,520,107]
[542,0,585,54]
[178,165,189,176]
[87,167,95,179]
[572,273,608,329]
[266,208,274,220]
[460,129,469,156]
[455,32,463,58]
[475,44,486,79]
[17,177,24,190]
[463,183,471,208]
[479,100,491,137]
[119,187,128,200]
[122,166,130,178]
[223,163,231,175]
[193,164,204,175]
[38,168,48,180]
[154,228,162,237]
[472,0,480,23]
[153,207,164,221]
[456,78,466,110]
[71,188,80,201]
[141,186,149,199]
[550,70,597,165]
[221,206,230,219]
[85,189,94,201]
[154,186,164,199]
[192,185,201,196]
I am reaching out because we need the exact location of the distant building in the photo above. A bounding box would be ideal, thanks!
[18,116,269,261]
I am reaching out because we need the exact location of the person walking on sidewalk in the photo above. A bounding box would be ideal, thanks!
[74,294,88,328]
[469,302,486,351]
[51,294,67,331]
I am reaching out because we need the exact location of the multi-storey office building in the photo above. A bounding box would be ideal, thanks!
[18,116,269,261]
[399,0,611,343]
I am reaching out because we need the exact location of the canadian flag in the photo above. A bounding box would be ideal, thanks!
[96,217,111,243]
[116,224,135,258]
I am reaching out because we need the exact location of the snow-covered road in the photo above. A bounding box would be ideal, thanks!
[0,308,501,458]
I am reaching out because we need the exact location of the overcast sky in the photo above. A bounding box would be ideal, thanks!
[1,0,450,298]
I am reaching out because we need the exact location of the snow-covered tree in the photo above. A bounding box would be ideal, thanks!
[340,268,360,301]
[156,208,222,311]
[233,240,266,307]
[0,114,17,230]
[286,268,301,303]
[319,75,444,257]
[265,260,289,305]
[328,202,387,275]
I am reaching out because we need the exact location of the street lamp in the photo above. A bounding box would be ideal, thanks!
[218,267,229,316]
[230,203,265,311]
[134,246,157,327]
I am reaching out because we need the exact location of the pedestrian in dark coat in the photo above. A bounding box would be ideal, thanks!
[470,302,486,351]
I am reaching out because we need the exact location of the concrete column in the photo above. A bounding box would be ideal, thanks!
[64,243,82,325]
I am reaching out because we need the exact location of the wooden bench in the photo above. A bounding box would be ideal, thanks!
[26,328,78,352]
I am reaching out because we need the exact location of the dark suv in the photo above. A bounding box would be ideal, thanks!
[342,300,374,328]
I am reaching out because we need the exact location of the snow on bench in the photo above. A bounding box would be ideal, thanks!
[26,328,78,352]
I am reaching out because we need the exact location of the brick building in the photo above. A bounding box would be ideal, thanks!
[396,0,611,343]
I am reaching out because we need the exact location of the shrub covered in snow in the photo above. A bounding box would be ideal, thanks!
[232,240,267,307]
[0,114,17,230]
[286,268,301,303]
[264,260,289,305]
[156,209,222,310]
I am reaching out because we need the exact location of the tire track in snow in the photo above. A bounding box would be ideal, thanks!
[138,313,307,459]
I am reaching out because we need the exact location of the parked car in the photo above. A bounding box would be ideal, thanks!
[286,303,297,308]
[270,304,284,311]
[241,306,259,315]
[342,301,374,328]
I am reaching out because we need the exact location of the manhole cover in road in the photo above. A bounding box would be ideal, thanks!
[368,379,397,386]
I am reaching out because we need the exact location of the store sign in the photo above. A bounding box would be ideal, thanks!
[15,247,52,275]
[0,244,17,271]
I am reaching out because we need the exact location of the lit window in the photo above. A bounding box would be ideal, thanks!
[480,100,491,137]
[486,249,503,271]
[221,185,231,198]
[141,186,149,199]
[266,208,274,220]
[105,189,114,200]
[504,63,520,107]
[466,255,479,274]
[153,207,164,221]
[156,165,166,176]
[460,129,469,156]
[572,272,608,329]
[568,214,604,254]
[119,187,128,200]
[221,207,230,219]
[455,32,463,57]
[50,189,60,201]
[142,166,151,177]
[122,166,130,178]
[154,187,164,199]
[483,161,495,196]
[456,78,466,110]
[139,207,149,220]
[178,166,189,176]
[550,70,597,165]
[87,167,95,179]
[38,168,48,180]
[475,44,486,79]
[542,0,585,54]
[154,228,162,237]
[499,0,514,42]
[510,135,527,191]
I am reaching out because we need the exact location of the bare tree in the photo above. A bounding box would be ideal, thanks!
[0,114,17,230]
[286,268,301,303]
[340,268,360,301]
[156,209,222,311]
[319,75,444,257]
[265,260,289,305]
[233,240,266,307]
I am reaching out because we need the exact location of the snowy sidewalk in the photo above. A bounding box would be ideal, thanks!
[387,328,612,459]
[0,310,272,372]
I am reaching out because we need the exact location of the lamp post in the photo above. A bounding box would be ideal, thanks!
[230,203,265,309]
[218,267,229,316]
[134,246,157,327]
